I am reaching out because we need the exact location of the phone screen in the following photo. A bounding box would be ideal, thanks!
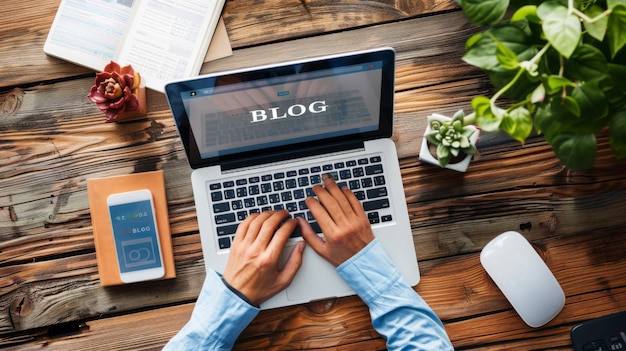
[109,200,163,273]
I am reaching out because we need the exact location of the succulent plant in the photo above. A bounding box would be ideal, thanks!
[425,110,478,167]
[87,61,143,122]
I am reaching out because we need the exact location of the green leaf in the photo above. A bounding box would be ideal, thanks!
[452,109,465,121]
[487,61,540,101]
[512,5,540,23]
[530,83,545,103]
[501,106,533,142]
[607,5,626,58]
[452,120,463,132]
[425,131,440,145]
[495,39,520,69]
[471,96,502,131]
[459,135,470,149]
[546,75,575,94]
[570,81,609,126]
[463,24,534,72]
[465,33,483,49]
[608,0,626,9]
[609,109,626,158]
[549,133,597,170]
[464,143,478,155]
[534,81,606,170]
[607,64,626,93]
[534,97,576,138]
[471,96,491,115]
[537,1,581,58]
[564,44,608,82]
[534,102,557,137]
[437,143,451,167]
[563,96,581,117]
[462,127,476,139]
[458,0,510,26]
[583,5,609,41]
[603,63,626,111]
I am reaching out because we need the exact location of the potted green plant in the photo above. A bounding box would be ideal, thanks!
[457,0,626,170]
[419,110,480,172]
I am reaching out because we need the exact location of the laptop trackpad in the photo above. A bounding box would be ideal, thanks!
[283,245,353,302]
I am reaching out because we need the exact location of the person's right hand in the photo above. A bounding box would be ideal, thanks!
[223,210,305,306]
[298,174,375,266]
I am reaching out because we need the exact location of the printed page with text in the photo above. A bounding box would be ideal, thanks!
[45,0,227,92]
[116,0,225,92]
[44,0,137,74]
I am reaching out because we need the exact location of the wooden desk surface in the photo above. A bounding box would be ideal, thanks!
[2,1,626,349]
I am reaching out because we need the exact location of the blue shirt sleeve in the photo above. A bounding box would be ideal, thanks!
[164,240,452,350]
[337,239,454,350]
[162,269,259,350]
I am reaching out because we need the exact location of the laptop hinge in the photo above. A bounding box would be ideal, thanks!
[220,140,365,172]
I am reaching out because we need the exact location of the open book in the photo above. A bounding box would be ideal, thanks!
[44,0,230,92]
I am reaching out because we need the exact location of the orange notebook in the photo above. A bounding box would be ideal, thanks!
[87,170,176,286]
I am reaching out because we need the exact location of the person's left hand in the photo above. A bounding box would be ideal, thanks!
[222,210,306,306]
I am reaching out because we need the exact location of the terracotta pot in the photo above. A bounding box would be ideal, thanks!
[115,85,147,122]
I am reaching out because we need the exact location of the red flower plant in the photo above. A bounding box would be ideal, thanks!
[87,61,142,122]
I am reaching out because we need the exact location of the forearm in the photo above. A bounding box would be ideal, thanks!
[163,269,259,350]
[337,240,453,350]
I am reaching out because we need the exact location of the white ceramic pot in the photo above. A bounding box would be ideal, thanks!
[419,113,480,172]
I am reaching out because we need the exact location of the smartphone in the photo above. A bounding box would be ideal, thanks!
[107,189,165,283]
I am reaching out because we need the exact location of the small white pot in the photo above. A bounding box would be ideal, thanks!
[419,113,480,172]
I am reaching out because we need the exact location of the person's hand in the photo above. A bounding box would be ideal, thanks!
[298,174,375,266]
[222,210,305,306]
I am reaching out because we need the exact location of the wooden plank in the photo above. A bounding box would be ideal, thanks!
[197,11,482,84]
[4,1,626,350]
[2,228,625,349]
[0,10,484,260]
[404,130,626,259]
[0,11,486,189]
[0,0,459,88]
[0,11,484,260]
[223,0,459,47]
[1,15,626,330]
[4,189,623,335]
[2,158,624,333]
[0,77,621,226]
[1,116,625,334]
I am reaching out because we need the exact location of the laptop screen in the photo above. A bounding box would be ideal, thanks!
[165,48,395,169]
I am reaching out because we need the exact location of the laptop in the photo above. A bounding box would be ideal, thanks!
[165,47,419,309]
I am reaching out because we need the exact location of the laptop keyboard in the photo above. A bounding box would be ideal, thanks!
[207,153,393,250]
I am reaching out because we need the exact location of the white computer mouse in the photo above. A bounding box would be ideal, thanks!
[480,231,565,328]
